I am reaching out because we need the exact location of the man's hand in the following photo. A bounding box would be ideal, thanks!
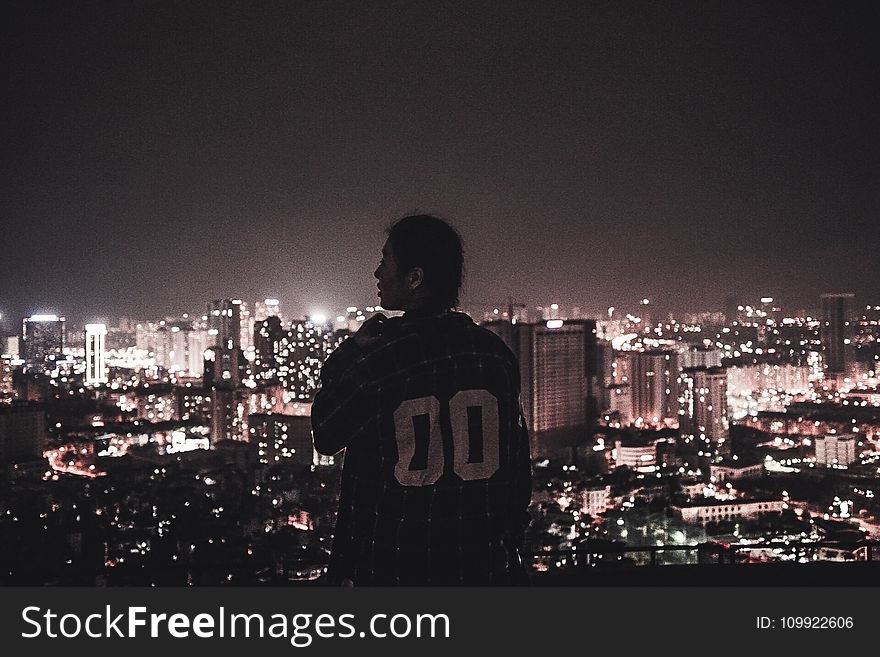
[353,313,387,348]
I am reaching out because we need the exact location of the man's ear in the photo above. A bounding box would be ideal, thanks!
[406,267,425,291]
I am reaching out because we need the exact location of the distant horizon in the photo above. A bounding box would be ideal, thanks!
[2,288,871,332]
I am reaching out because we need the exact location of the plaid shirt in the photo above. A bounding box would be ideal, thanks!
[312,311,532,585]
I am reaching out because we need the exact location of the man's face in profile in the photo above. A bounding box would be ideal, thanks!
[374,239,406,310]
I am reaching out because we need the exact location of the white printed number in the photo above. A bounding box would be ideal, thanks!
[393,390,500,487]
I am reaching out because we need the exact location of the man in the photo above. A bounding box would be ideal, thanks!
[312,214,532,585]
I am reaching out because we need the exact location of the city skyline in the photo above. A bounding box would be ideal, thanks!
[3,1,879,322]
[1,287,873,333]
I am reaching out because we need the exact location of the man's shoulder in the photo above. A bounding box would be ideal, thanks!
[462,319,517,358]
[370,312,517,364]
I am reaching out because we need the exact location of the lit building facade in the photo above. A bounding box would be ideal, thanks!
[175,387,212,421]
[248,413,315,465]
[84,323,108,385]
[579,485,611,516]
[287,318,334,401]
[675,499,784,525]
[210,387,248,444]
[695,367,730,457]
[607,383,633,425]
[814,434,857,466]
[613,440,657,472]
[254,316,289,384]
[682,345,722,369]
[710,460,764,482]
[203,346,246,388]
[208,299,242,350]
[254,317,340,401]
[485,319,600,435]
[239,300,253,352]
[626,350,681,426]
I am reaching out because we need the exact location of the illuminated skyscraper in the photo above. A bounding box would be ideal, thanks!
[84,323,108,385]
[210,386,248,444]
[254,316,289,384]
[239,301,253,352]
[626,350,681,427]
[485,319,599,437]
[691,367,729,457]
[135,321,160,355]
[155,321,208,377]
[820,292,855,375]
[203,345,246,388]
[287,318,337,401]
[208,299,242,350]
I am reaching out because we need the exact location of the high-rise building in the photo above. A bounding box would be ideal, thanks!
[203,345,246,388]
[626,350,681,426]
[254,316,289,384]
[84,323,108,385]
[155,321,208,376]
[135,321,160,355]
[175,387,212,421]
[820,293,855,375]
[21,314,65,369]
[208,299,242,350]
[287,318,337,401]
[210,387,248,444]
[607,383,633,425]
[680,366,730,457]
[254,316,337,401]
[485,319,599,436]
[239,301,253,353]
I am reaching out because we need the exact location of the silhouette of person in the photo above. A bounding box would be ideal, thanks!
[312,215,532,585]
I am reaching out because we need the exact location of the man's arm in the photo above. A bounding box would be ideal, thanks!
[311,341,377,455]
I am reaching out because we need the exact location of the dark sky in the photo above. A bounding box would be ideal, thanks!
[2,0,878,325]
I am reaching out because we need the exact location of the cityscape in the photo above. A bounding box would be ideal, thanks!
[3,1,878,590]
[1,292,878,585]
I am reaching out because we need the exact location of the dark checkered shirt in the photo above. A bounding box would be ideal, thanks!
[312,311,532,585]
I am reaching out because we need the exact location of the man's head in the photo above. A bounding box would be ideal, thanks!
[374,214,464,312]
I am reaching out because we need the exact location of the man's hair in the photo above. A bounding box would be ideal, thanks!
[386,214,464,310]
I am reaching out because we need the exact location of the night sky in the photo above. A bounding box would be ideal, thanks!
[2,1,878,325]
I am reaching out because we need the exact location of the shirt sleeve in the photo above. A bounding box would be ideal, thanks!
[311,339,378,455]
[495,346,532,553]
[509,403,533,547]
